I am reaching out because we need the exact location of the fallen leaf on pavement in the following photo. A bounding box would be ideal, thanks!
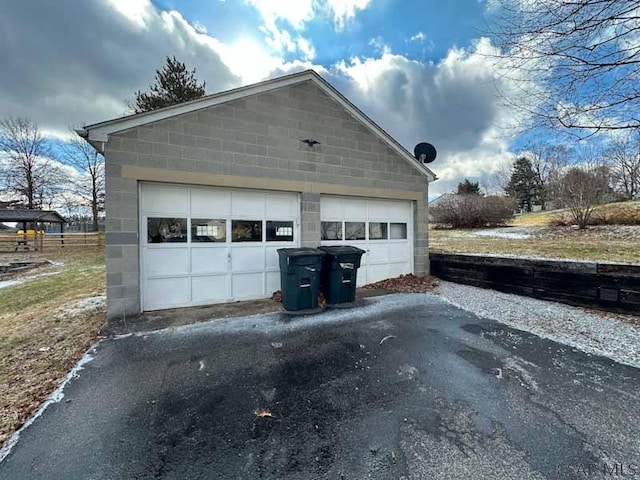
[254,408,275,418]
[379,335,397,345]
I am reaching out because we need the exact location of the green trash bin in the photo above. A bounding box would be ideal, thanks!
[277,248,325,312]
[318,245,366,306]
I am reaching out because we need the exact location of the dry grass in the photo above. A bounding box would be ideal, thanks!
[430,201,640,263]
[429,226,640,263]
[0,248,105,445]
[510,209,566,227]
[511,201,640,227]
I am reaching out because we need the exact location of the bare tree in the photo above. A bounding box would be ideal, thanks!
[61,132,105,231]
[58,192,84,220]
[482,159,513,196]
[0,117,65,209]
[607,134,640,200]
[559,166,609,228]
[488,0,640,135]
[525,143,569,209]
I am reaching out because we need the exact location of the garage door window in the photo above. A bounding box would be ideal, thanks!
[369,222,388,240]
[266,221,294,242]
[147,218,188,243]
[390,223,408,240]
[321,222,343,240]
[192,219,226,242]
[345,222,366,240]
[232,220,263,242]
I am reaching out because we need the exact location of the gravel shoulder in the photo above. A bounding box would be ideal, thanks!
[432,280,640,369]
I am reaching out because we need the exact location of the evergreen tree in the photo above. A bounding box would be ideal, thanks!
[133,56,206,113]
[456,178,482,195]
[506,157,540,212]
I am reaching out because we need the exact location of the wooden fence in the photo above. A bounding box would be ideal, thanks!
[0,232,103,252]
[430,253,640,315]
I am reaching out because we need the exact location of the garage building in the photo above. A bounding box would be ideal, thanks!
[80,70,436,320]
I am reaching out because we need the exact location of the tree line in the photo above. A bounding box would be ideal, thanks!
[433,135,640,230]
[497,136,640,228]
[501,138,640,213]
[0,117,105,231]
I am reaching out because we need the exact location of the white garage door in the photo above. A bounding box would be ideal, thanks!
[320,196,413,286]
[140,183,299,311]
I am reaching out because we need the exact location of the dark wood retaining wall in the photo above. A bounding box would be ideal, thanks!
[430,253,640,314]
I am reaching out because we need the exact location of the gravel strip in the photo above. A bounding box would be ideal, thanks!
[432,280,640,369]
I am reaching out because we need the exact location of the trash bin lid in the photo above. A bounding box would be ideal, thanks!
[277,247,325,258]
[318,245,366,256]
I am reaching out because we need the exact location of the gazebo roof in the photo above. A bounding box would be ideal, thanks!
[0,209,66,223]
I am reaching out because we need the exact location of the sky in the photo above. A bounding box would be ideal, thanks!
[0,0,519,197]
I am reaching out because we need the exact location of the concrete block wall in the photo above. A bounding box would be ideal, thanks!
[103,163,140,321]
[103,79,430,320]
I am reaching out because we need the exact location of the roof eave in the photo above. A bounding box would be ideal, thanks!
[83,70,316,142]
[82,69,437,181]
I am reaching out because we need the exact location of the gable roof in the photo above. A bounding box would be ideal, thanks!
[0,209,66,224]
[430,193,457,207]
[79,70,437,182]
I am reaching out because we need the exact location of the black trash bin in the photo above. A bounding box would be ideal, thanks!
[277,248,325,312]
[318,246,366,306]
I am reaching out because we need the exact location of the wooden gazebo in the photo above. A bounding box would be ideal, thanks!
[0,209,67,250]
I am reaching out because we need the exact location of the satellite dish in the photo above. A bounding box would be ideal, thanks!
[414,142,437,164]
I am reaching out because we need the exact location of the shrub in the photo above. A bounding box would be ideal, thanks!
[431,195,515,228]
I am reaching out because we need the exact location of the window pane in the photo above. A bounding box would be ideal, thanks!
[267,221,294,242]
[321,222,343,240]
[390,223,407,240]
[345,222,365,240]
[147,218,187,243]
[192,219,226,243]
[232,220,262,242]
[368,222,388,240]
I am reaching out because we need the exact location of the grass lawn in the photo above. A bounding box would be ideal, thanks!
[0,248,105,445]
[429,227,640,263]
[430,201,640,264]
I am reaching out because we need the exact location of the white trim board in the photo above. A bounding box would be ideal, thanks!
[79,70,437,182]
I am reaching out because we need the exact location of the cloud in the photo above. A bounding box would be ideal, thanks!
[244,0,315,30]
[0,0,243,137]
[193,20,208,34]
[333,38,518,194]
[325,0,372,30]
[368,37,391,55]
[410,32,426,43]
[1,1,517,197]
[245,0,370,31]
[244,0,317,60]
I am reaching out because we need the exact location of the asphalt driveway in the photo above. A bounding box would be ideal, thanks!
[1,294,638,479]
